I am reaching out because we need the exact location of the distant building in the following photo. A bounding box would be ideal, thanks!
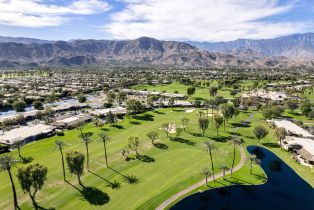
[242,89,288,103]
[90,107,127,116]
[53,114,92,129]
[269,119,314,167]
[0,124,55,145]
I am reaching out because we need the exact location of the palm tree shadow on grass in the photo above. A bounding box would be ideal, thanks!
[100,128,109,132]
[130,121,141,125]
[209,136,230,143]
[80,186,110,205]
[21,156,33,164]
[170,137,196,146]
[111,124,125,129]
[136,154,155,163]
[153,142,168,150]
[153,110,166,115]
[231,122,251,128]
[89,171,121,190]
[263,142,280,148]
[108,167,139,185]
[187,131,203,137]
[123,175,139,184]
[66,181,110,205]
[132,114,154,121]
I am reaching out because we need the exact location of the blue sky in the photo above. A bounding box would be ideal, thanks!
[0,0,313,41]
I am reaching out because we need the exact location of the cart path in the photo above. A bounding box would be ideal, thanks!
[156,112,255,210]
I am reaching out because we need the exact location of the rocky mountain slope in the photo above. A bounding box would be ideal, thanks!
[0,36,313,69]
[187,33,314,60]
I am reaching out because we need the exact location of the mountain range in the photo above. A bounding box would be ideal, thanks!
[0,34,313,69]
[187,33,314,60]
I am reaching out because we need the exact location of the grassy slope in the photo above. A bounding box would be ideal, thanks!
[0,108,244,210]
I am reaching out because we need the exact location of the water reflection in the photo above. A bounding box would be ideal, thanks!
[171,146,314,210]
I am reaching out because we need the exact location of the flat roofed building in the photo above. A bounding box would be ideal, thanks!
[271,119,313,138]
[53,114,92,128]
[0,124,55,145]
[283,136,314,166]
[90,107,127,116]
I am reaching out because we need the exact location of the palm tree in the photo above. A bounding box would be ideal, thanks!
[214,115,223,136]
[249,154,257,174]
[221,164,228,179]
[201,167,211,186]
[203,141,216,180]
[13,141,24,160]
[17,164,48,210]
[66,151,85,186]
[181,117,190,131]
[81,136,92,170]
[208,99,215,130]
[230,137,242,176]
[0,155,19,210]
[55,139,67,181]
[199,117,209,136]
[98,132,110,167]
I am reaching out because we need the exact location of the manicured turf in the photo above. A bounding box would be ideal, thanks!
[131,81,239,100]
[0,108,313,210]
[0,108,244,210]
[165,160,266,210]
[236,110,314,187]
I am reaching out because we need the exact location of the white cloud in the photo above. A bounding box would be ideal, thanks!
[0,0,110,27]
[105,0,311,41]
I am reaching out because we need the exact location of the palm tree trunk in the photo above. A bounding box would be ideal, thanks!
[29,192,38,210]
[60,148,66,181]
[205,176,208,186]
[17,147,22,159]
[86,142,89,170]
[209,150,215,181]
[8,169,19,210]
[211,109,214,130]
[103,142,108,167]
[231,146,236,176]
[77,175,82,186]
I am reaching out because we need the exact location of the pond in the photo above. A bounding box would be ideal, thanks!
[170,146,314,210]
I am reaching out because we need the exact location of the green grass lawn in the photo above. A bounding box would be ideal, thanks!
[282,110,314,126]
[1,107,313,210]
[0,108,245,210]
[131,82,239,100]
[236,110,314,187]
[165,159,266,209]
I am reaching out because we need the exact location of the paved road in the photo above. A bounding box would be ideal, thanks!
[156,113,255,210]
